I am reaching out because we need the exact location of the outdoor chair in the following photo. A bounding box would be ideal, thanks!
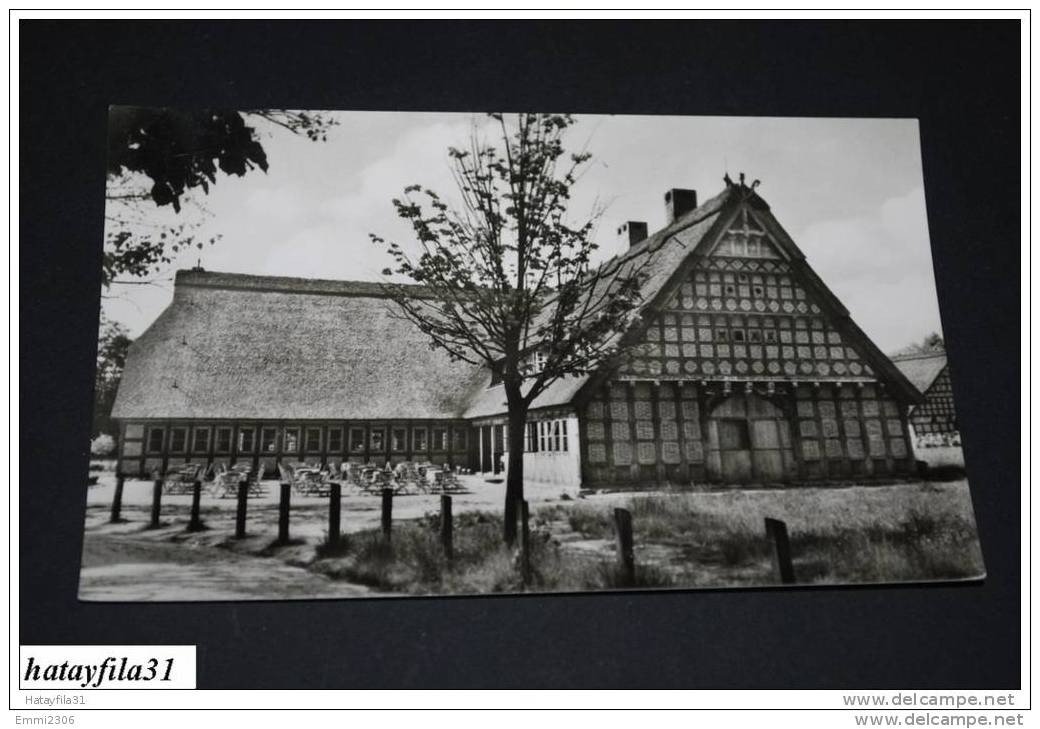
[341,462,370,491]
[211,463,266,498]
[434,466,465,494]
[295,467,336,497]
[160,463,204,495]
[359,467,391,495]
[392,461,428,495]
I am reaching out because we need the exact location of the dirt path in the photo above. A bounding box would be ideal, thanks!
[79,534,380,601]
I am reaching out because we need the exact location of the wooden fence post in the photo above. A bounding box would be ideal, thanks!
[110,474,125,523]
[277,482,291,544]
[613,507,635,586]
[440,494,453,560]
[328,482,342,548]
[765,517,796,584]
[149,476,163,529]
[520,499,532,584]
[188,480,203,531]
[381,488,393,543]
[234,480,248,539]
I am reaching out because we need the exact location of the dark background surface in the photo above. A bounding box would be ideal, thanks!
[19,20,1022,689]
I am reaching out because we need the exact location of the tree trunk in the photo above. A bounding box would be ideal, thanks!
[503,404,528,546]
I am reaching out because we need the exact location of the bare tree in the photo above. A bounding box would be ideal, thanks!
[372,113,652,544]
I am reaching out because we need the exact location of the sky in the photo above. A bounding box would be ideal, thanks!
[102,111,942,354]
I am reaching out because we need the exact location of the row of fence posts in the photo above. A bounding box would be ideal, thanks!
[111,475,458,555]
[111,474,795,585]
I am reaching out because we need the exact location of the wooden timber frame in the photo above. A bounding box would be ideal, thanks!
[116,418,477,478]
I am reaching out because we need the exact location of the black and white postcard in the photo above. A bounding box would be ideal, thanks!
[81,109,984,601]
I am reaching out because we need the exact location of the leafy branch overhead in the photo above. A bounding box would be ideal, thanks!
[103,107,338,288]
[372,113,653,409]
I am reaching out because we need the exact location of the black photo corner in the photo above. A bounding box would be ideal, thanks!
[18,20,1021,689]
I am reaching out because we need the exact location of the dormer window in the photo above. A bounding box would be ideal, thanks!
[534,350,548,372]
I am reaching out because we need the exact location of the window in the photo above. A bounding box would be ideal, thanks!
[748,329,762,343]
[525,422,538,452]
[554,420,568,451]
[192,427,210,453]
[284,428,300,453]
[737,273,749,283]
[724,284,736,296]
[391,428,407,452]
[328,427,343,452]
[753,285,764,297]
[432,428,447,451]
[305,427,322,453]
[715,329,729,343]
[261,427,278,453]
[238,427,255,452]
[453,427,468,451]
[370,428,385,451]
[533,350,548,372]
[731,329,746,343]
[170,427,187,453]
[413,427,428,451]
[215,427,232,453]
[763,329,777,344]
[147,427,164,454]
[534,420,569,453]
[349,427,366,452]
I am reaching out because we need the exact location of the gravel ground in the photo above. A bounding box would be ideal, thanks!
[80,534,378,601]
[79,473,582,601]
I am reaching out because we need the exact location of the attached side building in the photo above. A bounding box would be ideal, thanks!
[892,350,958,441]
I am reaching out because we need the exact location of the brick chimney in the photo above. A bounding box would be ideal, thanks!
[665,188,698,224]
[617,221,648,248]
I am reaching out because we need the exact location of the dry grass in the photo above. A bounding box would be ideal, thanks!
[538,480,984,586]
[311,510,674,595]
[309,481,983,594]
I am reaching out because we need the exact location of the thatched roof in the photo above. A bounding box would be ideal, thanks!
[892,351,948,394]
[112,270,483,421]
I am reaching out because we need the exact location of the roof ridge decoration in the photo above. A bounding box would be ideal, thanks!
[173,269,437,299]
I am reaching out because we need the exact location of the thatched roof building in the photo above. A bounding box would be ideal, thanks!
[113,182,925,488]
[113,270,484,421]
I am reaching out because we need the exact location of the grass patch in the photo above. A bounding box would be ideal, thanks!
[539,481,983,587]
[307,481,982,594]
[311,509,677,595]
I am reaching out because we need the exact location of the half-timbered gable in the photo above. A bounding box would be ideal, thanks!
[574,183,923,488]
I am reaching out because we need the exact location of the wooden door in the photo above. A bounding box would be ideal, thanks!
[707,394,795,484]
[718,418,753,481]
[493,425,505,473]
[480,426,492,473]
